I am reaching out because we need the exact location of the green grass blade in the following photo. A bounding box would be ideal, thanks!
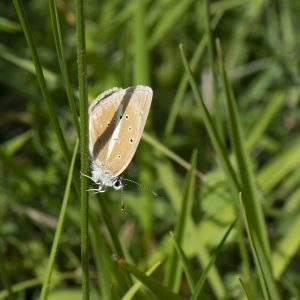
[113,256,183,300]
[238,277,256,300]
[40,140,79,300]
[48,0,80,136]
[272,213,300,279]
[190,218,237,300]
[170,232,197,291]
[89,211,131,298]
[148,0,193,51]
[122,261,162,300]
[11,0,70,164]
[164,13,222,138]
[239,193,280,300]
[246,91,285,150]
[132,0,149,84]
[164,150,197,291]
[216,40,270,257]
[0,16,21,32]
[142,132,203,178]
[0,273,79,300]
[97,198,133,289]
[75,0,89,297]
[258,136,300,193]
[204,0,222,139]
[179,44,241,194]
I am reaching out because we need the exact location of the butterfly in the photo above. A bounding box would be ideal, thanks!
[85,85,152,193]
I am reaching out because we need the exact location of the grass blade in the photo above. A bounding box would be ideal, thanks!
[142,132,204,179]
[179,44,240,196]
[12,0,70,165]
[170,232,197,291]
[148,0,193,50]
[238,277,256,300]
[40,140,79,300]
[132,0,149,84]
[113,256,183,300]
[75,0,89,297]
[204,0,222,139]
[122,261,162,300]
[216,39,270,258]
[239,193,280,300]
[48,0,80,135]
[164,150,197,292]
[190,218,237,300]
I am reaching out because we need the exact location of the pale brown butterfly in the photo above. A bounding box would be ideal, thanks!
[85,85,152,192]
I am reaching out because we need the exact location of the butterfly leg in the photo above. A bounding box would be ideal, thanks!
[80,171,97,183]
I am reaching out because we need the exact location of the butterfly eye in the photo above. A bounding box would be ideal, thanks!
[119,115,123,119]
[113,178,123,190]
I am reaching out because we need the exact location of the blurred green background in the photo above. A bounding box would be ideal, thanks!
[1,0,300,299]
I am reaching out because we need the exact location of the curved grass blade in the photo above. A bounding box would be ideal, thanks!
[40,139,79,300]
[190,218,237,300]
[113,256,183,300]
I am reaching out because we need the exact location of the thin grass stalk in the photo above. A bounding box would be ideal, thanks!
[40,140,79,300]
[11,0,80,198]
[48,0,80,136]
[204,0,223,140]
[12,0,70,164]
[75,0,89,298]
[133,0,149,84]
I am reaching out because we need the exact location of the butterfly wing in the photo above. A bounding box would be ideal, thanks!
[89,85,152,177]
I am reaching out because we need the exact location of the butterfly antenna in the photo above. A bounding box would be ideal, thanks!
[122,178,160,198]
[121,187,125,211]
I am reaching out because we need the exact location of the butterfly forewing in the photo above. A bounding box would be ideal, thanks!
[89,86,152,177]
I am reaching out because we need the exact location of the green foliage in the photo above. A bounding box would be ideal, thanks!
[1,0,300,299]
